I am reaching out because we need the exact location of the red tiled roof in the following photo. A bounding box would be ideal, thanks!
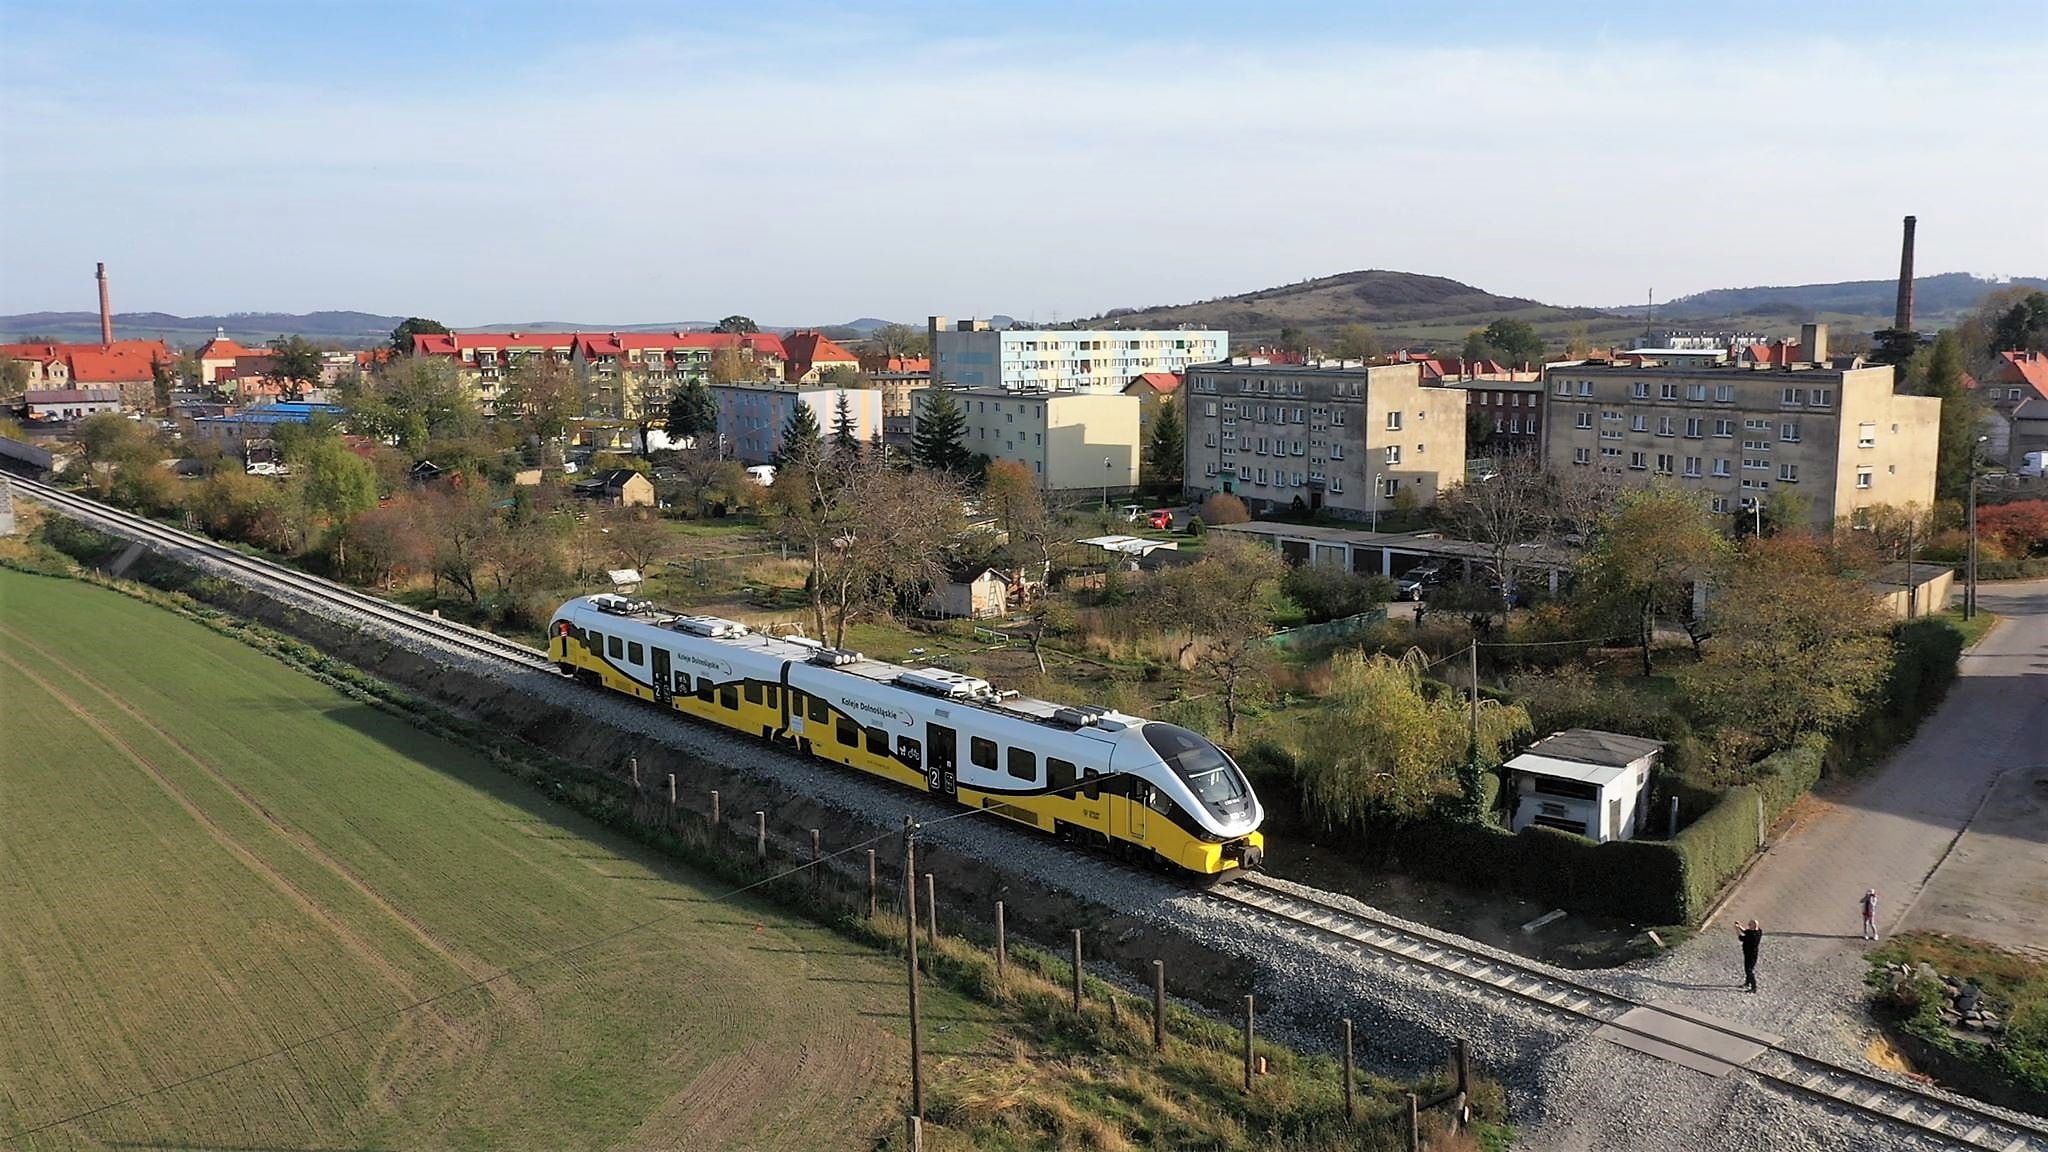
[1127,371,1182,395]
[411,331,582,357]
[1991,350,2048,401]
[861,354,931,374]
[780,330,858,380]
[1,342,67,365]
[197,336,255,360]
[573,331,788,360]
[68,347,160,383]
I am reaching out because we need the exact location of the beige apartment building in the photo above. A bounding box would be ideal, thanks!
[912,388,1140,494]
[1182,360,1468,518]
[1541,329,1938,527]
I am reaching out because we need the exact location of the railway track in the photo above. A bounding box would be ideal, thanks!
[1211,874,2048,1151]
[9,477,556,673]
[18,477,2048,1148]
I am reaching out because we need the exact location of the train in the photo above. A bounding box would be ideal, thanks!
[548,594,1265,876]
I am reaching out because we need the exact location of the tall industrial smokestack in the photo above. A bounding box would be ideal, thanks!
[1893,216,1916,333]
[96,262,113,346]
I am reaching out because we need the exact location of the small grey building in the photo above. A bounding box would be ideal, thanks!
[1506,729,1663,843]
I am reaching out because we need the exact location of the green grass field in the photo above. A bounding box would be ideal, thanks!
[0,569,987,1150]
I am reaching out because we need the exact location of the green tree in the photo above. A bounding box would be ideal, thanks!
[1332,323,1380,362]
[1295,650,1531,826]
[1577,484,1731,674]
[1917,330,1983,502]
[830,390,861,461]
[870,322,929,359]
[819,364,867,387]
[267,335,325,400]
[1481,318,1544,366]
[1461,329,1496,365]
[0,358,29,396]
[150,356,173,412]
[714,315,758,335]
[1145,396,1185,491]
[1277,325,1310,355]
[498,355,582,474]
[1678,535,1892,748]
[1991,291,2048,353]
[664,377,719,443]
[776,399,824,470]
[911,390,971,473]
[301,438,380,565]
[387,317,451,356]
[707,346,751,385]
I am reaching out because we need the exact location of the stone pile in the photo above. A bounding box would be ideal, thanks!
[1880,961,2006,1036]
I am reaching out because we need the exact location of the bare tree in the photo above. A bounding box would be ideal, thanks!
[768,454,965,645]
[1548,465,1621,545]
[1440,450,1547,620]
[1137,538,1286,734]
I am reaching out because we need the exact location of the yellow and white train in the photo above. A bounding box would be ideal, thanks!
[548,594,1265,876]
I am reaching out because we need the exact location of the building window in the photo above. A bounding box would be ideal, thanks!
[1576,411,1593,429]
[1509,414,1522,434]
[1685,417,1703,438]
[1778,463,1799,482]
[1712,496,1729,514]
[1809,388,1833,407]
[1332,409,1346,426]
[1628,415,1646,432]
[1601,446,1622,459]
[1573,447,1591,464]
[1386,411,1402,430]
[1579,380,1594,396]
[1495,414,1505,432]
[1384,445,1401,464]
[1714,419,1735,437]
[1743,457,1768,470]
[1381,477,1398,498]
[1716,385,1735,403]
[1555,379,1571,396]
[1684,457,1702,477]
[1660,383,1680,400]
[1329,476,1343,493]
[1632,382,1649,399]
[1856,469,1873,489]
[1858,422,1876,448]
[1686,384,1708,402]
[1712,459,1731,477]
[1655,453,1674,475]
[1657,416,1674,436]
[1629,451,1647,470]
[1780,420,1801,442]
[1781,387,1805,406]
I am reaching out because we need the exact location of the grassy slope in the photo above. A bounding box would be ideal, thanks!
[0,569,988,1151]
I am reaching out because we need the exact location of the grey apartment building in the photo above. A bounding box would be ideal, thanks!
[1541,328,1938,527]
[1182,360,1468,519]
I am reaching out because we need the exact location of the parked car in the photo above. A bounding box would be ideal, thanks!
[1146,508,1173,530]
[1395,561,1445,600]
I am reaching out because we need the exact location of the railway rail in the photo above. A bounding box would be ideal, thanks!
[19,477,2048,1149]
[1212,874,2048,1151]
[10,477,556,673]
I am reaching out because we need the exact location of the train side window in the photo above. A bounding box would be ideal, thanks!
[970,737,997,771]
[696,677,714,702]
[788,689,803,715]
[607,635,623,660]
[865,726,889,755]
[1082,768,1100,801]
[1048,758,1076,794]
[744,682,763,705]
[585,629,602,651]
[765,685,780,709]
[828,716,852,747]
[720,684,738,710]
[1007,747,1037,782]
[627,642,643,665]
[807,695,829,724]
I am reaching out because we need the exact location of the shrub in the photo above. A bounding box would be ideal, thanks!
[1671,785,1762,923]
[1279,563,1393,624]
[1186,516,1206,538]
[1198,492,1249,525]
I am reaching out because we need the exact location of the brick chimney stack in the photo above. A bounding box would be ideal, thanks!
[1893,216,1917,333]
[96,262,113,346]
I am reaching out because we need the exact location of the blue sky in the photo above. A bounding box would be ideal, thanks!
[2,1,2043,326]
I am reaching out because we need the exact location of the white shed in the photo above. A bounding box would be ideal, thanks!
[1506,729,1662,843]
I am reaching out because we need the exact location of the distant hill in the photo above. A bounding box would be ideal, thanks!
[0,310,408,347]
[1077,269,1621,348]
[1651,273,2048,327]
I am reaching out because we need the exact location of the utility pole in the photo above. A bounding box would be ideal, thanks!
[1966,435,1986,619]
[903,816,923,1119]
[1468,639,1480,753]
[1905,513,1918,619]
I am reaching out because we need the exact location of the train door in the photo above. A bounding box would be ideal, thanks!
[651,649,672,705]
[1126,776,1149,845]
[925,723,957,798]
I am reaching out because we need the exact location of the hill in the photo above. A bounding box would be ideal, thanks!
[1653,273,2048,327]
[0,309,408,347]
[1080,269,1623,348]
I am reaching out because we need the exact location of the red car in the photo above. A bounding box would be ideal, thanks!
[1146,509,1174,530]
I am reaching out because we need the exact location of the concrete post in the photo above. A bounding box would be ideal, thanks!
[867,849,878,918]
[710,789,719,830]
[995,901,1006,978]
[1153,960,1166,1050]
[1342,1018,1355,1122]
[630,755,640,792]
[811,829,822,889]
[1243,995,1255,1093]
[924,873,937,949]
[756,811,766,860]
[1071,930,1083,1013]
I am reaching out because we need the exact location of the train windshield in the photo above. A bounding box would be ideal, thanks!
[1142,723,1250,815]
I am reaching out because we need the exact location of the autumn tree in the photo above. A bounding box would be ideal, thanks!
[299,437,379,565]
[1197,491,1249,525]
[1548,466,1621,543]
[766,453,965,645]
[1295,649,1531,825]
[1332,323,1380,362]
[1179,539,1288,735]
[1978,500,2048,557]
[267,335,325,400]
[1439,450,1546,621]
[414,484,499,602]
[870,322,929,359]
[707,346,751,385]
[1576,484,1731,674]
[1145,397,1185,492]
[1679,535,1892,748]
[0,358,30,396]
[911,390,971,473]
[602,508,671,573]
[349,356,480,457]
[499,354,582,474]
[982,458,1064,669]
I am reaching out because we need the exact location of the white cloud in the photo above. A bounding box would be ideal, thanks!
[2,20,2042,324]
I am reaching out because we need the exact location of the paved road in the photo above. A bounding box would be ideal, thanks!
[1617,578,2048,1053]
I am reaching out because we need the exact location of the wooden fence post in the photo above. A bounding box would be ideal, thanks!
[1407,1093,1419,1152]
[924,873,937,949]
[1152,959,1166,1050]
[666,773,676,807]
[810,829,822,889]
[755,811,766,860]
[1243,995,1255,1092]
[710,789,720,830]
[1071,929,1083,1013]
[1455,1037,1471,1131]
[629,756,640,792]
[995,901,1006,978]
[1342,1018,1355,1122]
[905,1114,923,1152]
[867,849,878,917]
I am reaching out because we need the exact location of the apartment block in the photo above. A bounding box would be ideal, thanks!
[930,316,1226,395]
[1540,329,1939,527]
[1182,360,1468,519]
[713,381,882,465]
[412,331,580,416]
[912,388,1140,493]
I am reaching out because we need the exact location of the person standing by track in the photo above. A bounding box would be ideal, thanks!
[1736,919,1764,992]
[1860,889,1880,941]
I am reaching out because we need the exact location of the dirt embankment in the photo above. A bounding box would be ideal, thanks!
[138,556,1257,1011]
